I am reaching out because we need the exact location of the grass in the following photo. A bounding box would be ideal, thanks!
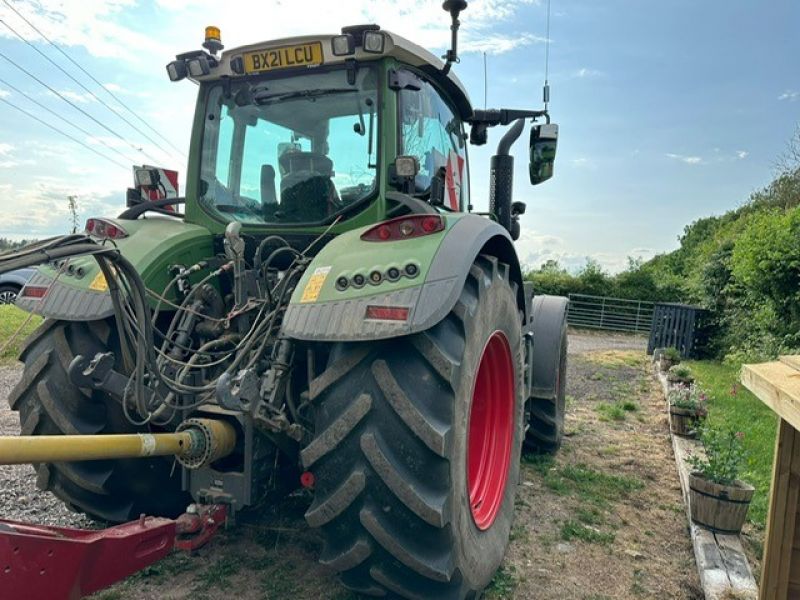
[543,463,644,508]
[596,399,639,421]
[560,519,615,544]
[484,565,518,599]
[686,359,778,527]
[0,305,41,364]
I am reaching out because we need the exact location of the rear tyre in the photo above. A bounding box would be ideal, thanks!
[8,319,189,522]
[524,320,568,453]
[303,255,524,599]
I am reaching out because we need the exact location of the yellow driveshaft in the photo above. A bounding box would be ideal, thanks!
[0,418,236,469]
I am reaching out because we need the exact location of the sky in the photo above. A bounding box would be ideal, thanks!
[0,0,797,273]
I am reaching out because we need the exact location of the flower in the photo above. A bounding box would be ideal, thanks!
[731,384,738,396]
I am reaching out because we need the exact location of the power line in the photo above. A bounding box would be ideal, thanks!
[1,0,186,158]
[0,96,129,170]
[0,17,178,161]
[0,75,138,165]
[0,47,161,163]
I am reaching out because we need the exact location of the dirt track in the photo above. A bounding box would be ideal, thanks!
[0,333,700,599]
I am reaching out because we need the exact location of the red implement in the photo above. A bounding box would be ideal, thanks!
[0,504,227,600]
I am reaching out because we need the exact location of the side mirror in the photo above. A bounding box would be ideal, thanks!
[529,123,558,185]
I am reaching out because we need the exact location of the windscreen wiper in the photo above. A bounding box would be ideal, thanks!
[254,88,357,105]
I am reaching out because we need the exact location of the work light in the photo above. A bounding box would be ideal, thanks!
[331,34,355,56]
[363,31,385,54]
[166,60,188,82]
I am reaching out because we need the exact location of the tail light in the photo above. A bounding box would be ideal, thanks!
[20,285,49,299]
[86,218,128,240]
[361,215,445,242]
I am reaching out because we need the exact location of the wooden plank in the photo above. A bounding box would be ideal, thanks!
[780,356,800,372]
[716,532,758,595]
[759,419,800,600]
[741,361,800,431]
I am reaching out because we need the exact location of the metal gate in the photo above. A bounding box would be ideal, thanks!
[566,293,655,333]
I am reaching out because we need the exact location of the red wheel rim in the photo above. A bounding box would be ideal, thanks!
[467,331,515,530]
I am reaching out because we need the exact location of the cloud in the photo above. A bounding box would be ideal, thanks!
[574,67,603,78]
[462,32,548,55]
[6,0,543,66]
[0,89,9,98]
[666,153,703,165]
[0,143,13,155]
[778,90,799,101]
[736,150,748,159]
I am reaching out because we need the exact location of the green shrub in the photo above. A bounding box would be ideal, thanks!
[688,426,748,486]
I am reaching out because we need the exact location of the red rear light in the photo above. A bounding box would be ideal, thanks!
[85,218,128,240]
[365,305,410,321]
[361,215,445,242]
[20,285,48,299]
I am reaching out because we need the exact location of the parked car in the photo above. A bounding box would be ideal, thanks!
[0,268,35,304]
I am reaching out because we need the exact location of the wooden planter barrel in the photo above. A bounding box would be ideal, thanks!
[669,406,700,437]
[688,473,754,534]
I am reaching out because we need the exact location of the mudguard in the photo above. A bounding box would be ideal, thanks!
[15,218,213,321]
[529,295,569,400]
[282,213,525,342]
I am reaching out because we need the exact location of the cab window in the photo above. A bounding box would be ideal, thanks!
[398,75,468,211]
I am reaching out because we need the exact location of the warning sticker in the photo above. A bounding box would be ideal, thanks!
[89,272,108,292]
[300,266,331,303]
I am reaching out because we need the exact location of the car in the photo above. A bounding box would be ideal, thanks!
[0,267,35,304]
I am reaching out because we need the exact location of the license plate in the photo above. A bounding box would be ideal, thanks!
[243,42,324,74]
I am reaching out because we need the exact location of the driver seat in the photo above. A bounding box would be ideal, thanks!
[278,151,336,222]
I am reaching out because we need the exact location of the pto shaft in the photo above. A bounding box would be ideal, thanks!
[0,418,236,469]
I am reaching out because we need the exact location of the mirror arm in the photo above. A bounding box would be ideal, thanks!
[470,108,549,128]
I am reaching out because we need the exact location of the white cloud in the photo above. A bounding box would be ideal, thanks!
[736,150,748,159]
[778,90,799,101]
[574,67,603,78]
[0,89,9,98]
[0,143,13,155]
[666,153,703,165]
[462,32,548,55]
[5,0,543,65]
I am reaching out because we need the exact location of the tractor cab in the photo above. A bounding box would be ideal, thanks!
[168,25,476,235]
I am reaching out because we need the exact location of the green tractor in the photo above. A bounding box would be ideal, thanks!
[5,2,566,597]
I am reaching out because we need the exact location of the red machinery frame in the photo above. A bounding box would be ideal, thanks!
[0,504,226,600]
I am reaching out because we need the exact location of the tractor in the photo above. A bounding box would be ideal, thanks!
[0,2,566,598]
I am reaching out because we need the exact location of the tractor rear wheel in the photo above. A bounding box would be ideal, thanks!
[524,319,567,453]
[8,319,189,522]
[303,255,524,599]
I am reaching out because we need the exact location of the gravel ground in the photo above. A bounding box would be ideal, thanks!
[568,328,648,354]
[0,364,94,529]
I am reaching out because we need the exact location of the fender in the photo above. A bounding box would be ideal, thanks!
[528,295,569,400]
[282,213,526,342]
[16,218,213,321]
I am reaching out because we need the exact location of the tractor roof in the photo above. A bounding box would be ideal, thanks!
[193,27,473,119]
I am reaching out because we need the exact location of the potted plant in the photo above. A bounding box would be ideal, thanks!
[687,427,754,533]
[668,385,707,437]
[667,364,695,385]
[660,347,681,372]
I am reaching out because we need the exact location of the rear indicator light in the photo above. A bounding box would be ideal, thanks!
[20,285,48,299]
[365,305,410,321]
[85,218,128,240]
[361,215,445,242]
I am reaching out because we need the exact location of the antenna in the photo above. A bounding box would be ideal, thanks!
[483,51,488,109]
[543,0,552,110]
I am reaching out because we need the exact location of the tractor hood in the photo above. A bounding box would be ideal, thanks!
[16,218,214,321]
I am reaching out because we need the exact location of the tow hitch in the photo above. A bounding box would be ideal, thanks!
[0,504,227,600]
